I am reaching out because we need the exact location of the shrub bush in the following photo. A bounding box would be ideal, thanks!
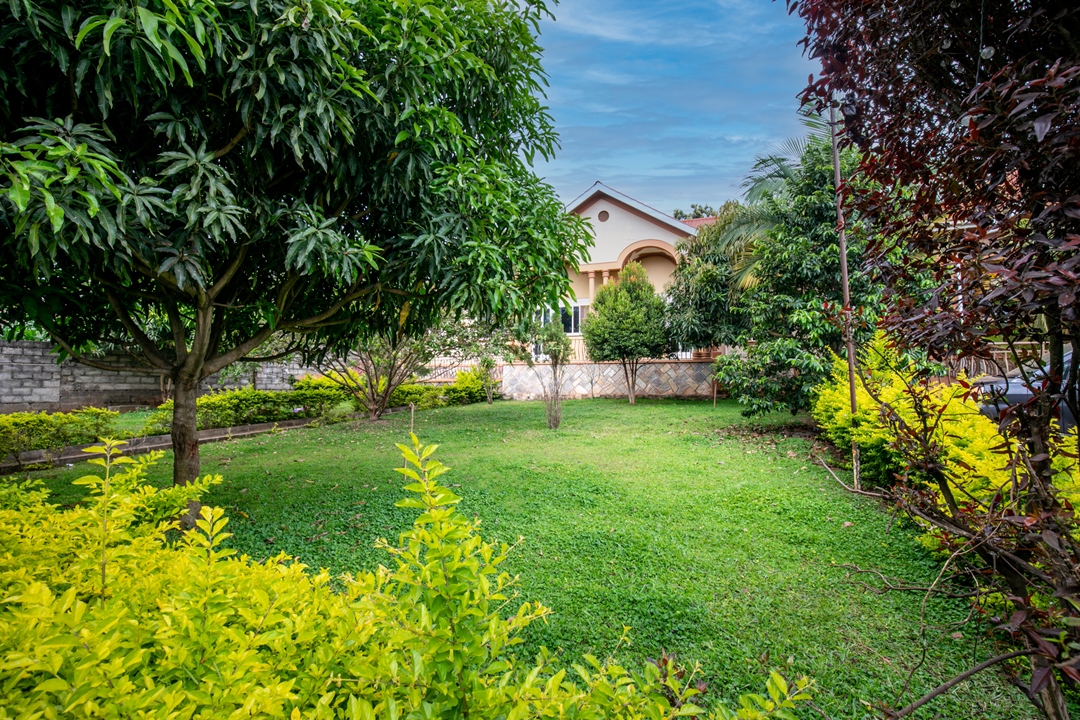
[0,437,811,719]
[292,373,351,400]
[294,372,493,416]
[389,382,447,410]
[445,368,490,405]
[0,407,121,467]
[812,334,1080,504]
[141,387,343,435]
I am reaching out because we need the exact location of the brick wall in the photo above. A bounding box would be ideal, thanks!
[501,359,715,400]
[0,341,318,412]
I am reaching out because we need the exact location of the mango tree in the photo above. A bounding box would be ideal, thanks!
[0,0,589,487]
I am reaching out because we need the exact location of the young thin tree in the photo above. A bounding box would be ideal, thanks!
[530,321,572,429]
[0,0,590,488]
[430,318,527,404]
[320,330,435,422]
[582,262,674,405]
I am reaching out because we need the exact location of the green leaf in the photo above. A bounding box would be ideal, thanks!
[136,7,162,51]
[74,17,108,48]
[7,181,29,212]
[102,17,128,56]
[160,39,193,85]
[34,678,69,694]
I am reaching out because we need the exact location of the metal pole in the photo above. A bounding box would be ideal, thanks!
[830,104,861,490]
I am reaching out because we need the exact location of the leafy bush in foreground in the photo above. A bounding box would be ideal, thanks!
[142,387,344,435]
[0,407,121,468]
[0,437,810,719]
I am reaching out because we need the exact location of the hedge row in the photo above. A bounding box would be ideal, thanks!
[294,367,494,411]
[0,407,120,466]
[141,387,345,435]
[1,371,496,462]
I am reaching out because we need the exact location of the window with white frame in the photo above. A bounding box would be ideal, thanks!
[536,304,582,335]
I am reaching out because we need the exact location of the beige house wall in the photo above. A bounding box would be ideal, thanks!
[568,268,592,303]
[557,185,696,362]
[575,196,688,266]
[637,255,676,292]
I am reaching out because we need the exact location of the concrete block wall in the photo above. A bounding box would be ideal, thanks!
[0,342,63,410]
[501,360,714,400]
[0,341,319,413]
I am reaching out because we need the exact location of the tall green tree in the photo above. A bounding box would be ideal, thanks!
[710,135,879,415]
[666,200,742,350]
[582,262,673,404]
[0,0,589,486]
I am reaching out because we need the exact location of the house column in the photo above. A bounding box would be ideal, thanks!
[602,269,610,285]
[588,270,596,300]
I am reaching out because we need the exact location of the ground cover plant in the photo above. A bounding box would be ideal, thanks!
[35,400,1039,717]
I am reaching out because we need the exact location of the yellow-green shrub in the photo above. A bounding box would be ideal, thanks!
[0,407,121,467]
[293,373,353,399]
[813,334,1080,504]
[142,387,344,435]
[0,438,811,720]
[445,368,491,405]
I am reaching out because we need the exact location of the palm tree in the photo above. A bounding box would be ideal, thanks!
[717,119,829,293]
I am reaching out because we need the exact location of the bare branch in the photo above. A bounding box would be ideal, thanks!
[99,283,175,370]
[213,125,250,159]
[207,243,250,300]
[887,650,1035,719]
[816,457,888,498]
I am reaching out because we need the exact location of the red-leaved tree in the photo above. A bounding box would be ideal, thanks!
[789,1,1080,717]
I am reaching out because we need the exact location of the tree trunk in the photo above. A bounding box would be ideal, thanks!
[171,376,202,527]
[621,360,635,404]
[1034,658,1071,720]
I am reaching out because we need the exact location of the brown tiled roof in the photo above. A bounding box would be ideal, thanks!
[680,217,717,229]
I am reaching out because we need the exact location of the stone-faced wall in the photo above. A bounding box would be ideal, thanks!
[500,360,714,400]
[0,341,318,412]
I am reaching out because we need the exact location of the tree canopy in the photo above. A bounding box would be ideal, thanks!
[666,200,741,350]
[671,203,718,220]
[704,134,878,415]
[582,262,673,404]
[0,0,590,484]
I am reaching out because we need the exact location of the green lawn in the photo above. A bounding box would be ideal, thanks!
[35,399,1034,718]
[113,409,155,436]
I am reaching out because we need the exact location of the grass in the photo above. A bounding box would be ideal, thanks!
[113,409,154,436]
[34,399,1036,719]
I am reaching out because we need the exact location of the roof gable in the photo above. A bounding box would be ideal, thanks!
[565,182,695,239]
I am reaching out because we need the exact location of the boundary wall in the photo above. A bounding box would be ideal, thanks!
[0,341,316,412]
[500,359,715,400]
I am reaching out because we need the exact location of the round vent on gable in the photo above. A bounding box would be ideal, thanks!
[597,210,610,222]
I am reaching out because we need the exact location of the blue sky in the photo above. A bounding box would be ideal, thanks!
[531,0,816,214]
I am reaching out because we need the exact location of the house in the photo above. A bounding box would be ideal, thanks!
[428,183,722,398]
[556,182,713,360]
